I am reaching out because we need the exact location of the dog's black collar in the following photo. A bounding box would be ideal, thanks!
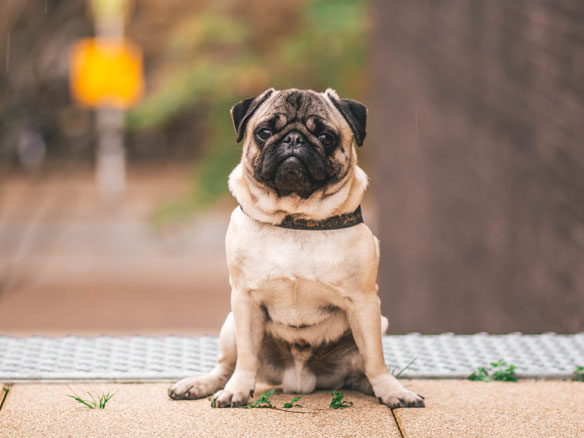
[240,205,364,230]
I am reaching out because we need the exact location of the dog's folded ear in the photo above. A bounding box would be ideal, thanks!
[325,89,367,147]
[231,88,275,143]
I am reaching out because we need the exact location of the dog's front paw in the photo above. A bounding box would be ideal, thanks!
[211,372,255,408]
[377,388,424,409]
[211,388,252,408]
[371,374,425,409]
[168,375,225,400]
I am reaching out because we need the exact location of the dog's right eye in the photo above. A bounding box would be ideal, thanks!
[256,129,272,141]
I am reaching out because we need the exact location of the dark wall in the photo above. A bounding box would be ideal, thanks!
[370,1,584,333]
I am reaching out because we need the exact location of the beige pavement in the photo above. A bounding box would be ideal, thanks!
[395,380,584,438]
[1,381,583,437]
[0,383,400,438]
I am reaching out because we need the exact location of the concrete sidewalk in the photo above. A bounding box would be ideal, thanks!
[1,381,582,437]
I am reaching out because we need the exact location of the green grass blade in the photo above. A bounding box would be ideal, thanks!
[395,357,417,378]
[67,394,96,409]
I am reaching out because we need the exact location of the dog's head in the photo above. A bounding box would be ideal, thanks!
[231,88,367,198]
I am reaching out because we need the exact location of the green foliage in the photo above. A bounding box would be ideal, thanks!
[150,100,242,226]
[490,360,517,382]
[130,0,367,223]
[212,389,358,412]
[283,396,302,409]
[67,388,117,409]
[244,389,276,409]
[242,390,303,410]
[573,366,584,382]
[468,367,491,382]
[329,390,353,409]
[468,359,518,382]
[394,357,417,378]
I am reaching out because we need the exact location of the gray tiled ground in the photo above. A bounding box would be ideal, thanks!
[0,333,582,381]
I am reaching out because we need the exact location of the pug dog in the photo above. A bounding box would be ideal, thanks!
[168,88,424,409]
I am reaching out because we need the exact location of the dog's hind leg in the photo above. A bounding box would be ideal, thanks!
[168,313,237,400]
[345,372,374,395]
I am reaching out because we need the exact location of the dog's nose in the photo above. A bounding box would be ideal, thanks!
[282,131,306,146]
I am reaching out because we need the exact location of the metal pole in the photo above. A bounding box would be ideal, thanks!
[93,0,126,199]
[96,108,125,197]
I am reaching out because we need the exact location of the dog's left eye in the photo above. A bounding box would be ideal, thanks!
[319,133,334,146]
[256,129,272,141]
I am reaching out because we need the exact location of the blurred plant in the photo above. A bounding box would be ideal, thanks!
[468,359,518,382]
[468,366,490,382]
[491,359,517,382]
[573,366,584,382]
[128,0,367,225]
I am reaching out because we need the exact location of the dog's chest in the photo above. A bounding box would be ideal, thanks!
[227,210,358,291]
[225,208,378,330]
[238,233,348,325]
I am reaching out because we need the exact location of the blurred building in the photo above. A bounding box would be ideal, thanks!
[371,1,584,333]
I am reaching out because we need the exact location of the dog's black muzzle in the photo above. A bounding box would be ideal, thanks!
[258,130,327,197]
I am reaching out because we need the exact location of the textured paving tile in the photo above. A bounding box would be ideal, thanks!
[0,384,400,438]
[394,380,584,438]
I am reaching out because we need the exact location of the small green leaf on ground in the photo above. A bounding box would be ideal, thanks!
[67,387,117,409]
[244,389,276,409]
[573,366,584,382]
[329,391,353,409]
[283,396,302,409]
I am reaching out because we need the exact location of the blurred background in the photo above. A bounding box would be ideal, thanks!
[0,0,582,335]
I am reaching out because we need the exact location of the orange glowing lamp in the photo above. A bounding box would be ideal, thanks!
[70,38,143,109]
